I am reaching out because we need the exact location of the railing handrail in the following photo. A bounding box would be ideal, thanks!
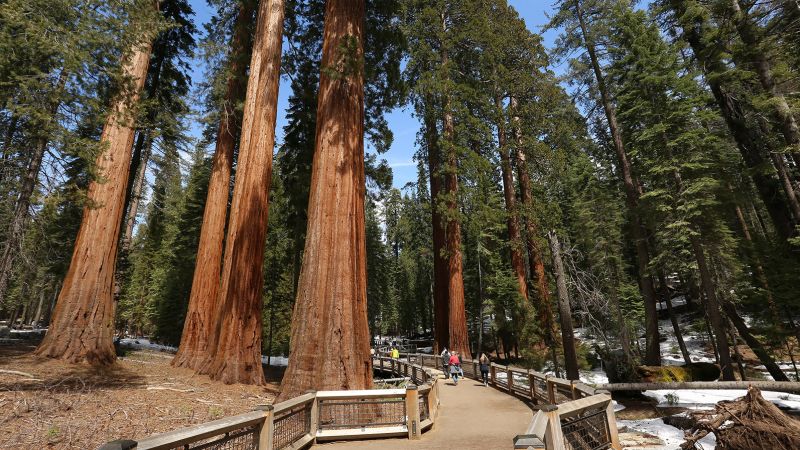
[272,391,315,414]
[136,410,267,450]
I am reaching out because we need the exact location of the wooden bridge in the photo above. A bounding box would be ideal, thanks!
[100,353,622,450]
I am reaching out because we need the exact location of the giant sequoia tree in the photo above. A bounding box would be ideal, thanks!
[279,0,372,400]
[172,0,256,371]
[35,1,160,365]
[201,0,285,385]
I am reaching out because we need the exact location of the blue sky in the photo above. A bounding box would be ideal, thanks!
[187,1,559,189]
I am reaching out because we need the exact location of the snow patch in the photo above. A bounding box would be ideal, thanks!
[644,389,800,412]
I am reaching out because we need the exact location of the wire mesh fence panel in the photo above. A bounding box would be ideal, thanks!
[419,391,430,422]
[272,404,312,449]
[461,361,477,379]
[533,377,549,403]
[169,425,259,450]
[318,397,406,430]
[511,371,531,397]
[561,409,612,450]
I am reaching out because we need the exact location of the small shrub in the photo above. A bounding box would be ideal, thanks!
[664,392,679,406]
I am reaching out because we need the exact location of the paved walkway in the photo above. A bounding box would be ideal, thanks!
[317,376,534,450]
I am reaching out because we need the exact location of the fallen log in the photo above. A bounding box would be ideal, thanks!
[595,381,800,393]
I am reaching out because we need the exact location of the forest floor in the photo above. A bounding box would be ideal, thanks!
[0,344,282,449]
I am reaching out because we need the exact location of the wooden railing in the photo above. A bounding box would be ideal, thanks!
[387,352,621,450]
[100,356,439,450]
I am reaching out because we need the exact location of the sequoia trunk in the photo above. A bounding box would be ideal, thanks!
[172,0,255,370]
[278,0,371,400]
[424,106,450,353]
[511,98,558,351]
[201,0,284,385]
[34,20,155,365]
[497,102,528,302]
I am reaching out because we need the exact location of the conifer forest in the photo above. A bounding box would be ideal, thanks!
[2,0,800,448]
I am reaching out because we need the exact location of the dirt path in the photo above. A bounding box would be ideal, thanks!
[318,376,534,450]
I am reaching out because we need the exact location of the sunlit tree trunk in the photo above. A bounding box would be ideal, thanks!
[201,0,285,385]
[511,98,558,363]
[443,102,470,360]
[424,106,450,353]
[278,0,371,400]
[34,15,156,365]
[548,231,579,380]
[172,0,255,371]
[497,100,528,301]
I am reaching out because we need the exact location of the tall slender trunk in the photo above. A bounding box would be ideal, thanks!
[121,51,166,248]
[510,98,558,358]
[722,300,790,381]
[439,17,470,359]
[575,2,661,365]
[443,104,470,359]
[0,71,68,305]
[35,8,156,364]
[424,105,449,353]
[548,231,579,380]
[172,0,255,371]
[279,0,370,400]
[772,153,800,220]
[122,134,152,243]
[477,238,484,353]
[202,0,284,385]
[497,99,528,301]
[689,235,735,380]
[659,272,692,366]
[731,0,800,163]
[669,0,796,240]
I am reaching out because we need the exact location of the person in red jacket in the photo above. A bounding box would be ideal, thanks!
[448,352,462,384]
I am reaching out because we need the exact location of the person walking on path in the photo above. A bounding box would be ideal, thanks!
[449,351,463,384]
[479,353,490,386]
[391,347,400,359]
[440,348,451,379]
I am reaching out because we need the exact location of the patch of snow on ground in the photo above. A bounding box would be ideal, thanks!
[118,338,290,366]
[644,389,800,412]
[619,418,716,450]
[580,368,609,385]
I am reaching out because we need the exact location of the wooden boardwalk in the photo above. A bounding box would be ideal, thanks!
[317,375,534,450]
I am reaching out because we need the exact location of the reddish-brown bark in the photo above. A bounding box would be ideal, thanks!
[510,99,557,348]
[278,0,371,400]
[424,107,450,353]
[497,104,528,302]
[201,0,285,385]
[443,104,471,360]
[172,0,255,371]
[34,29,155,365]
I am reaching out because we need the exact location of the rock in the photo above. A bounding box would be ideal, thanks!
[0,326,9,338]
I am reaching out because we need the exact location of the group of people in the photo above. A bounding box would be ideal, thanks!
[440,348,492,386]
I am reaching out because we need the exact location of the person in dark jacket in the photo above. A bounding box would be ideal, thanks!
[479,353,490,386]
[440,348,450,379]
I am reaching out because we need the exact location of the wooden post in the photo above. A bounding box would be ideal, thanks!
[473,360,478,379]
[507,367,514,392]
[306,390,318,441]
[570,380,578,400]
[529,371,537,403]
[541,405,565,450]
[546,377,556,404]
[427,383,437,426]
[405,385,421,440]
[605,399,621,450]
[255,404,274,449]
[490,364,496,385]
